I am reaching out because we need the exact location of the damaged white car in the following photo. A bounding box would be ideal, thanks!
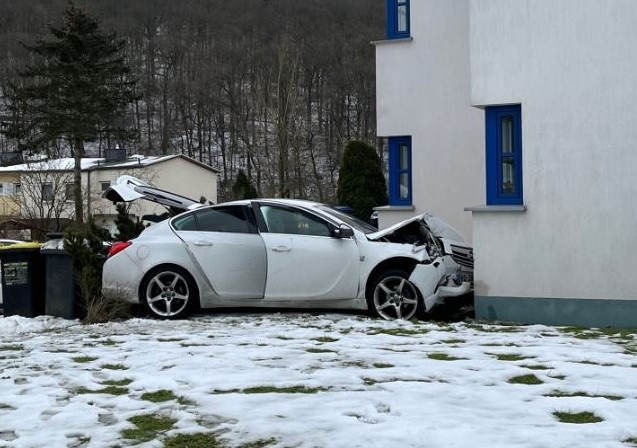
[102,176,473,320]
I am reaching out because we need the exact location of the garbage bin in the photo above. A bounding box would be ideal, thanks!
[41,239,80,320]
[0,242,45,317]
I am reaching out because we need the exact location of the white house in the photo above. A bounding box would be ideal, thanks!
[373,0,484,241]
[0,153,218,237]
[376,0,637,327]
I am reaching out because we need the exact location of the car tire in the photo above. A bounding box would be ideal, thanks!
[367,269,422,320]
[140,266,198,320]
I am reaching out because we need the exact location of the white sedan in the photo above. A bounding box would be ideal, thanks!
[102,176,473,320]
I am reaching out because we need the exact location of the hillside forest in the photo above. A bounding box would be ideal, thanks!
[0,0,384,202]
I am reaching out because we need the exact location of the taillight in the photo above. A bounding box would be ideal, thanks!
[108,241,132,258]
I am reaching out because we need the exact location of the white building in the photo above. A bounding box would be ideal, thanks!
[376,0,637,327]
[0,154,218,237]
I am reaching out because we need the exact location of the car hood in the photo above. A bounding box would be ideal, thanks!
[102,175,203,214]
[366,212,466,243]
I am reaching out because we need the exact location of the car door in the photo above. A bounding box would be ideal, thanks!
[257,204,360,300]
[172,205,267,299]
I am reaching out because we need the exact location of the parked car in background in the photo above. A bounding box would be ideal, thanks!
[102,176,473,320]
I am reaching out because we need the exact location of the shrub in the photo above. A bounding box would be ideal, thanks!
[64,218,131,323]
[337,140,387,221]
[232,169,258,200]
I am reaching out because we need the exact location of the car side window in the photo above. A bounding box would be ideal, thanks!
[261,205,331,237]
[172,213,198,231]
[195,206,252,233]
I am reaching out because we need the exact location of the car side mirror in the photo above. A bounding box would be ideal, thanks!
[333,224,354,238]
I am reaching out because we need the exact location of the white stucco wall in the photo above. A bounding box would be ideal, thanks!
[470,0,637,300]
[376,0,484,240]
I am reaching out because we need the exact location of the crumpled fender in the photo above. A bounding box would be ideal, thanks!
[408,260,445,311]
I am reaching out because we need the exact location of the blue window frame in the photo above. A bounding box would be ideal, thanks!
[485,105,523,205]
[387,0,410,39]
[388,136,412,206]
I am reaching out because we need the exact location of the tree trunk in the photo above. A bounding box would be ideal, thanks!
[73,138,84,223]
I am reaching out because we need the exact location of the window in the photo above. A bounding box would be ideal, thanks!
[65,183,74,202]
[173,206,255,234]
[388,136,412,206]
[485,105,523,205]
[101,181,111,192]
[13,183,20,195]
[387,0,410,39]
[261,205,331,237]
[196,206,253,233]
[42,183,54,202]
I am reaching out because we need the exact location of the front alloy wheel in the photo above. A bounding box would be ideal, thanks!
[142,267,195,319]
[370,271,421,320]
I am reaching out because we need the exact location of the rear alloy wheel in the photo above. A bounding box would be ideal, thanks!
[368,269,422,320]
[141,267,197,319]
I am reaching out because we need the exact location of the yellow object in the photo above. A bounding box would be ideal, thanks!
[0,242,42,250]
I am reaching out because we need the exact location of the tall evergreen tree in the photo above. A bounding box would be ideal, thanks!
[4,1,138,223]
[337,140,388,222]
[231,169,258,200]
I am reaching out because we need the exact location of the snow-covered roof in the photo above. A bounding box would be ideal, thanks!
[0,154,218,173]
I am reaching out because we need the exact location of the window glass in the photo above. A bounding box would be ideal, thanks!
[172,213,198,231]
[195,206,251,233]
[65,183,74,201]
[501,116,514,153]
[42,183,54,202]
[101,181,111,192]
[399,143,409,170]
[14,184,20,195]
[399,173,410,199]
[397,4,407,32]
[262,205,331,237]
[501,158,515,194]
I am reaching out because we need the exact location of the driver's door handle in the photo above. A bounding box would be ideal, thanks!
[193,241,213,247]
[271,245,291,252]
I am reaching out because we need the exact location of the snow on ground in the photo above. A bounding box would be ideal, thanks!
[0,313,636,448]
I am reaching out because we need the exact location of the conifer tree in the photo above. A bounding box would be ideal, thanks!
[5,1,138,223]
[337,140,388,221]
[231,169,258,200]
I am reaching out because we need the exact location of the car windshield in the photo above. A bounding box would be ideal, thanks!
[318,206,378,234]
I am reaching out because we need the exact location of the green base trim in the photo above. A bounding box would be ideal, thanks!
[475,295,637,328]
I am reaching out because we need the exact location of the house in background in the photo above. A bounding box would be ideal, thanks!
[0,152,218,238]
[376,0,637,327]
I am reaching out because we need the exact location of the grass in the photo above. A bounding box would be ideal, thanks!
[163,433,222,448]
[428,352,465,361]
[101,363,128,370]
[552,411,603,424]
[313,336,339,343]
[623,437,637,446]
[492,353,534,361]
[305,347,336,353]
[543,390,623,401]
[157,338,185,342]
[98,339,119,346]
[76,386,128,395]
[373,362,394,368]
[142,389,177,403]
[520,364,551,370]
[242,385,325,394]
[101,379,133,386]
[576,360,616,367]
[0,344,23,351]
[368,327,429,336]
[441,338,466,344]
[121,414,176,442]
[507,374,543,385]
[72,355,98,363]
